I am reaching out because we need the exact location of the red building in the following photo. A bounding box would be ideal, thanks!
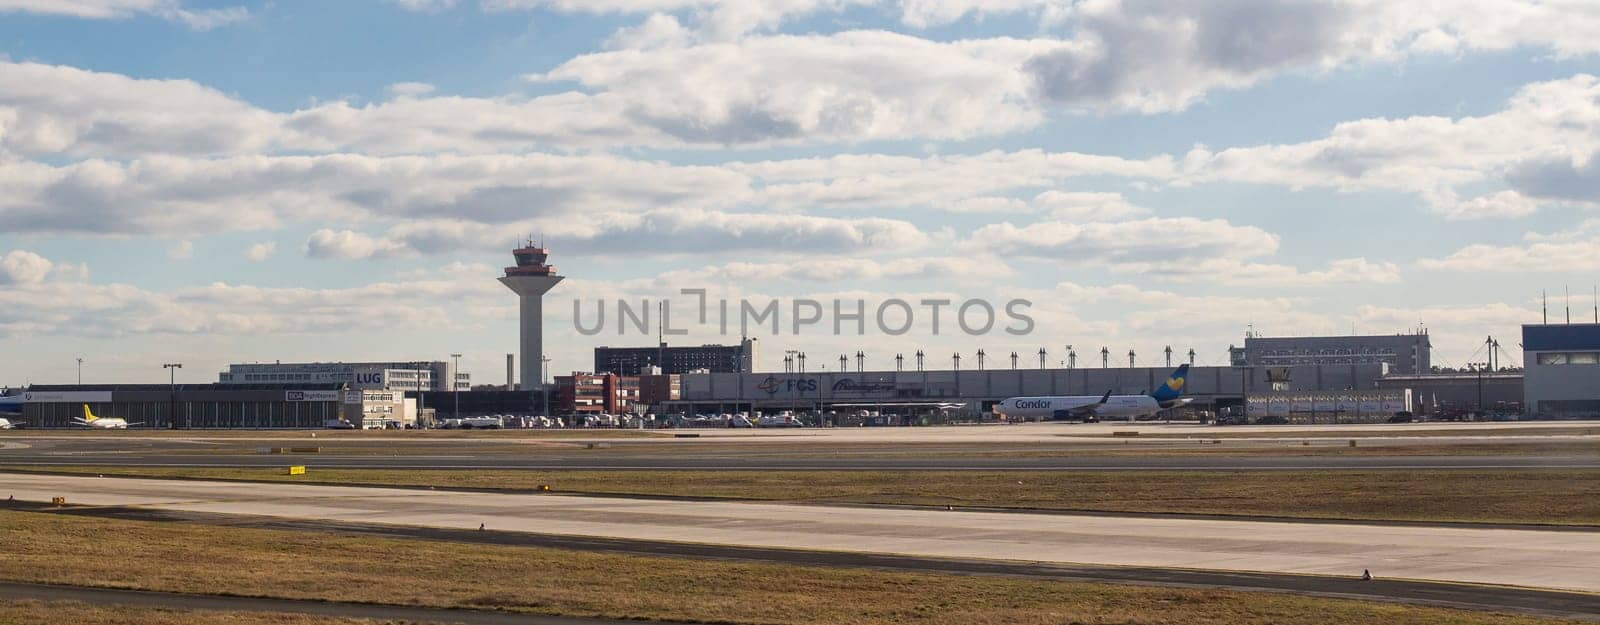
[554,373,615,414]
[555,372,678,415]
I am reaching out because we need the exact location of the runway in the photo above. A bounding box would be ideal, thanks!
[6,473,1599,595]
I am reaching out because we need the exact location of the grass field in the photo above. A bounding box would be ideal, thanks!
[0,510,1584,625]
[0,601,392,625]
[13,466,1600,525]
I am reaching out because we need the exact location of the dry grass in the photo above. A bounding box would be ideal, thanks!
[0,600,399,625]
[0,510,1583,625]
[1118,426,1600,439]
[13,466,1600,525]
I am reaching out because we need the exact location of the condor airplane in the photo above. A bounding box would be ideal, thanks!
[74,405,141,429]
[995,364,1192,422]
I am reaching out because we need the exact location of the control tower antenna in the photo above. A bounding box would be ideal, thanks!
[498,241,564,393]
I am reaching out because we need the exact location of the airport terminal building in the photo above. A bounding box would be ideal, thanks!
[661,364,1388,418]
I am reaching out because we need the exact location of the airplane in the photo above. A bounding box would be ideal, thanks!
[73,404,141,429]
[0,393,20,428]
[995,364,1193,422]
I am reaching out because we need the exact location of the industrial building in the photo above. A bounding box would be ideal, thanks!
[20,384,356,428]
[661,364,1388,418]
[219,361,468,392]
[1522,323,1600,417]
[594,338,758,375]
[1375,372,1523,414]
[1230,332,1432,373]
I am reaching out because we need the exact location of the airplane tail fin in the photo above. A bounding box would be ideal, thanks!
[1150,364,1190,402]
[80,404,99,422]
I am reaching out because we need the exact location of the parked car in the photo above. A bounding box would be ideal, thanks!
[1253,416,1289,425]
[1387,412,1415,423]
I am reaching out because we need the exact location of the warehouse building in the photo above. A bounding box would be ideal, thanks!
[20,384,356,428]
[219,361,469,392]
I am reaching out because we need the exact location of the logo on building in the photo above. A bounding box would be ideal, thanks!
[758,376,818,394]
[831,379,896,394]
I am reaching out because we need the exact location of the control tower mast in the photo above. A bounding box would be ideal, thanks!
[498,239,564,393]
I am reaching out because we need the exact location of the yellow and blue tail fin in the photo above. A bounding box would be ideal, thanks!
[1150,364,1190,402]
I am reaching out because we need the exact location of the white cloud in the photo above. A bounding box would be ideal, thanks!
[740,150,1173,212]
[385,82,437,97]
[1180,74,1600,219]
[339,209,932,258]
[0,0,248,29]
[1154,257,1403,286]
[167,240,194,260]
[304,229,410,260]
[1420,220,1600,272]
[967,217,1279,269]
[244,242,276,262]
[0,61,279,157]
[0,152,751,236]
[536,31,1058,145]
[658,255,1014,283]
[1029,191,1147,221]
[0,250,52,285]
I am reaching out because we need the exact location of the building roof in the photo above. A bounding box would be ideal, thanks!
[1523,323,1600,351]
[27,383,347,392]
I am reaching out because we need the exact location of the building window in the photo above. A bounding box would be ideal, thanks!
[1537,352,1600,365]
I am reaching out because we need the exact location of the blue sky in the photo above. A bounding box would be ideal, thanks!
[2,0,1599,384]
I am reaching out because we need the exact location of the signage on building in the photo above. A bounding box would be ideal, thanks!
[344,391,364,405]
[757,376,818,395]
[830,378,897,394]
[286,390,342,402]
[22,391,112,403]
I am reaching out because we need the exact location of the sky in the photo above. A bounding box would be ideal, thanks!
[2,0,1599,385]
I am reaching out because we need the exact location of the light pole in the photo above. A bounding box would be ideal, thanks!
[163,363,182,429]
[540,353,551,418]
[76,357,83,385]
[450,354,462,419]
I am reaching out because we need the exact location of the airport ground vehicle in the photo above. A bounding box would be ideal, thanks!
[757,414,803,428]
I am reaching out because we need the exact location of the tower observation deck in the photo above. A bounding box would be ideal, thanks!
[498,240,564,392]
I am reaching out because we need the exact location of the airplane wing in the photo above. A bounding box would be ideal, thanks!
[124,421,145,426]
[1053,390,1112,419]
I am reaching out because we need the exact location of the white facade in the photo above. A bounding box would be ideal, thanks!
[220,361,469,392]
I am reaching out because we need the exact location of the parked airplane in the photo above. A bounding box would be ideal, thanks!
[0,418,19,429]
[74,404,141,429]
[995,364,1193,422]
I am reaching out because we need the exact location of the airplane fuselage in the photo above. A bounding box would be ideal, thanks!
[83,418,131,429]
[997,395,1163,420]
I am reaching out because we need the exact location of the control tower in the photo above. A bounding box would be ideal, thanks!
[498,241,564,392]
